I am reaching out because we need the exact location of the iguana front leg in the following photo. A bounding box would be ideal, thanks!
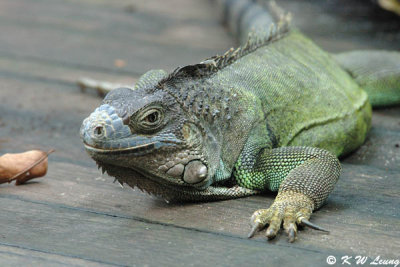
[234,146,341,242]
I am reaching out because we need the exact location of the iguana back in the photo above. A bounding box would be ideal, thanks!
[210,29,371,156]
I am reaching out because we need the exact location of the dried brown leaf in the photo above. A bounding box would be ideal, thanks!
[0,149,54,185]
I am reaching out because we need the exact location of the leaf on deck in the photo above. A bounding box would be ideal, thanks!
[0,149,54,185]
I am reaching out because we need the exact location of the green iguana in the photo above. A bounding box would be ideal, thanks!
[79,0,400,242]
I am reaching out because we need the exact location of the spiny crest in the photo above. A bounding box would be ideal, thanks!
[158,12,291,86]
[213,12,291,70]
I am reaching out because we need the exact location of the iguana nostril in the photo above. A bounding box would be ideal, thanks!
[122,114,130,125]
[94,126,104,137]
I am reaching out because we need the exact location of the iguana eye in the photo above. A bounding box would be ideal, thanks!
[144,111,159,124]
[136,108,164,131]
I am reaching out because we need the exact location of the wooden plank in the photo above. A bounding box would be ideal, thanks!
[344,107,400,170]
[278,0,400,52]
[344,127,400,170]
[0,244,110,267]
[0,55,138,88]
[0,77,100,163]
[0,0,227,44]
[0,196,338,267]
[0,0,233,75]
[1,160,398,258]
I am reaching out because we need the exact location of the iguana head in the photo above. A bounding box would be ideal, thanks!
[80,67,259,201]
[80,70,218,198]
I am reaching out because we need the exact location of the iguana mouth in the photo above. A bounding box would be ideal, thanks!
[84,142,156,155]
[83,137,184,156]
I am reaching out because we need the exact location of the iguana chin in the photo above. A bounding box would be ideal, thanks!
[80,0,400,242]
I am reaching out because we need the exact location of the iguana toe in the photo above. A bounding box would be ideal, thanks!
[286,223,297,243]
[248,208,270,238]
[265,212,283,239]
[248,191,328,242]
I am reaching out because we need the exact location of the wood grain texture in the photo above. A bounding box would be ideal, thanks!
[0,0,232,75]
[0,196,342,266]
[0,244,111,267]
[0,0,399,266]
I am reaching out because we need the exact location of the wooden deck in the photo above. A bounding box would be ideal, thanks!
[0,0,399,266]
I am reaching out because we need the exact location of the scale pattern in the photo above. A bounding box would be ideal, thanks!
[234,146,341,209]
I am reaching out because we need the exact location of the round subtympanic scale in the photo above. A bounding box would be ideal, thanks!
[183,160,208,184]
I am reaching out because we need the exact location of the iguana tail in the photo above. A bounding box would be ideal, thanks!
[334,51,400,107]
[218,0,400,108]
[217,0,286,45]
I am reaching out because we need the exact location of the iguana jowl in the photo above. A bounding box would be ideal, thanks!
[80,0,400,242]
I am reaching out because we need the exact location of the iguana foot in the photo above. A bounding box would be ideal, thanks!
[248,191,328,242]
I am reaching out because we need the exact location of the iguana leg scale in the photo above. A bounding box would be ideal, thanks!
[235,146,340,241]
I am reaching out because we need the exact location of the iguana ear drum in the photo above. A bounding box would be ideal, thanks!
[183,160,208,184]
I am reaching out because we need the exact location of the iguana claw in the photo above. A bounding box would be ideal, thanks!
[248,221,262,238]
[299,218,329,232]
[288,225,296,243]
[248,191,328,242]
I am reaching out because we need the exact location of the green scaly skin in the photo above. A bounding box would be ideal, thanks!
[80,0,400,242]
